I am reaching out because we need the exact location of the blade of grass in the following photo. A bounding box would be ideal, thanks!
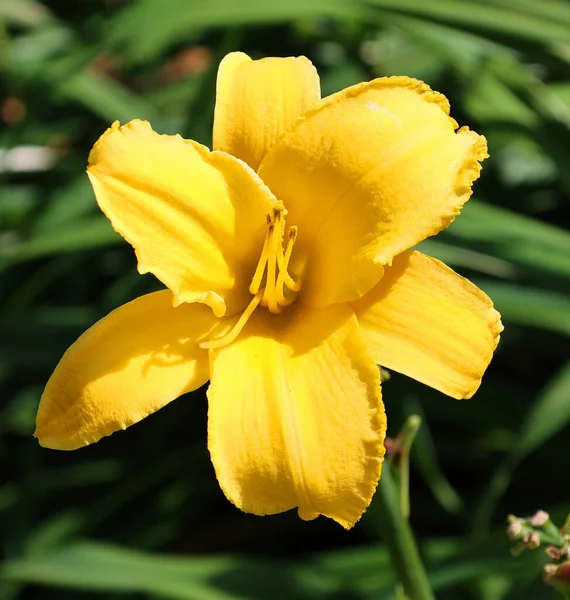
[106,0,361,65]
[0,218,121,270]
[366,0,570,45]
[405,398,464,516]
[474,281,570,336]
[365,462,436,600]
[1,540,335,600]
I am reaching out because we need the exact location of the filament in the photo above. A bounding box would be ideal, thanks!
[199,291,264,350]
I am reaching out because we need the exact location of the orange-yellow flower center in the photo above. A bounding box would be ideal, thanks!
[200,204,300,350]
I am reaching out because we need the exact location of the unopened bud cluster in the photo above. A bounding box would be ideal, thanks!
[507,512,570,595]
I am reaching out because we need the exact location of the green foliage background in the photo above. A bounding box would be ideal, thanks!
[1,0,570,598]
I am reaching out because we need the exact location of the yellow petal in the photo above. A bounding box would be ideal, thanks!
[352,250,503,399]
[207,303,386,529]
[88,120,277,318]
[35,290,217,450]
[258,77,488,309]
[213,52,321,171]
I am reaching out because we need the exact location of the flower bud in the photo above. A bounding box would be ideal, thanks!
[530,510,550,527]
[522,531,540,550]
[544,564,558,585]
[507,520,522,541]
[544,561,570,594]
[552,561,570,595]
[546,545,563,561]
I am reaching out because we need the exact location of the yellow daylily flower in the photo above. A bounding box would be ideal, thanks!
[35,52,503,529]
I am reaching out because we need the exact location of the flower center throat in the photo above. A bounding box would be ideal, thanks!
[200,204,300,349]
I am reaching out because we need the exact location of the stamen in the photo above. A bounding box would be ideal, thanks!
[249,214,273,295]
[275,213,286,270]
[264,209,283,314]
[276,226,301,305]
[199,290,264,350]
[201,205,301,350]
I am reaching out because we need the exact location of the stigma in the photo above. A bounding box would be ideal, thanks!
[200,204,300,350]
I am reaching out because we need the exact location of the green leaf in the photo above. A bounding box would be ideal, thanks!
[445,200,570,280]
[106,0,360,64]
[417,239,516,278]
[2,541,335,600]
[419,199,570,280]
[58,70,159,124]
[476,281,570,336]
[477,0,570,29]
[33,177,95,232]
[406,399,464,515]
[366,0,570,45]
[0,218,121,270]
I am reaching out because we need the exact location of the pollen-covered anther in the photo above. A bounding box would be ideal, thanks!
[200,205,301,350]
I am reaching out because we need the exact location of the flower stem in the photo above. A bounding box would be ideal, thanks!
[396,415,422,520]
[374,462,435,600]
